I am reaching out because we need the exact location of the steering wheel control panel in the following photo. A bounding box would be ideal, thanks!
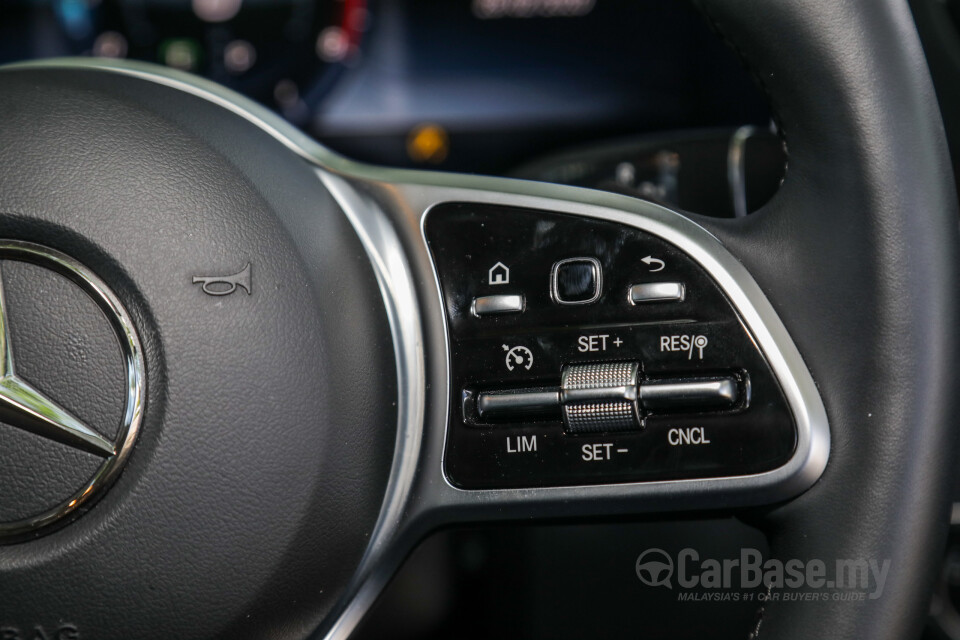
[425,203,796,489]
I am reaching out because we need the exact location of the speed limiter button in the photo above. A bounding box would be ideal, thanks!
[502,343,535,371]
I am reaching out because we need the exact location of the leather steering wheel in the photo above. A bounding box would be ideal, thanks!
[0,0,956,638]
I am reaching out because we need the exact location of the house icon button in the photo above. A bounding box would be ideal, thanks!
[488,262,510,285]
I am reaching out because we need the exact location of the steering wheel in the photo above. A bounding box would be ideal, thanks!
[0,0,956,638]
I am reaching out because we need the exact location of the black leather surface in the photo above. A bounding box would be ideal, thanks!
[693,1,960,637]
[0,69,396,639]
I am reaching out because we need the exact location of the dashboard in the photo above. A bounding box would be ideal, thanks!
[0,0,772,180]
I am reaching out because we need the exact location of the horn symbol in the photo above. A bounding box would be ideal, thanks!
[192,263,251,296]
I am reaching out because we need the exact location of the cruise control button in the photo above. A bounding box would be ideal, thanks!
[629,282,686,304]
[551,257,601,305]
[639,376,739,412]
[472,294,524,316]
[476,389,561,420]
[561,361,641,433]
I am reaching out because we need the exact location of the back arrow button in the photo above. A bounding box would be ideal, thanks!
[641,256,666,272]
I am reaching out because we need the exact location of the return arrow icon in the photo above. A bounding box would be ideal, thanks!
[641,255,666,272]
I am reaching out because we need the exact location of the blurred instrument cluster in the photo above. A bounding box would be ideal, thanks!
[0,0,783,216]
[0,0,366,127]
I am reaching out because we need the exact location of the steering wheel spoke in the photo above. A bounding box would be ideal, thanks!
[312,167,832,638]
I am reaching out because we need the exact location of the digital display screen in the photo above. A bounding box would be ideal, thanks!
[0,0,770,174]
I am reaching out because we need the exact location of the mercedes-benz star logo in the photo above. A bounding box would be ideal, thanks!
[0,241,144,541]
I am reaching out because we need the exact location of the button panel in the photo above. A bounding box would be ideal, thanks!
[424,203,797,489]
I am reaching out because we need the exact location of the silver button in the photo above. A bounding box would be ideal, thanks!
[561,361,642,433]
[471,294,524,317]
[629,282,686,304]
